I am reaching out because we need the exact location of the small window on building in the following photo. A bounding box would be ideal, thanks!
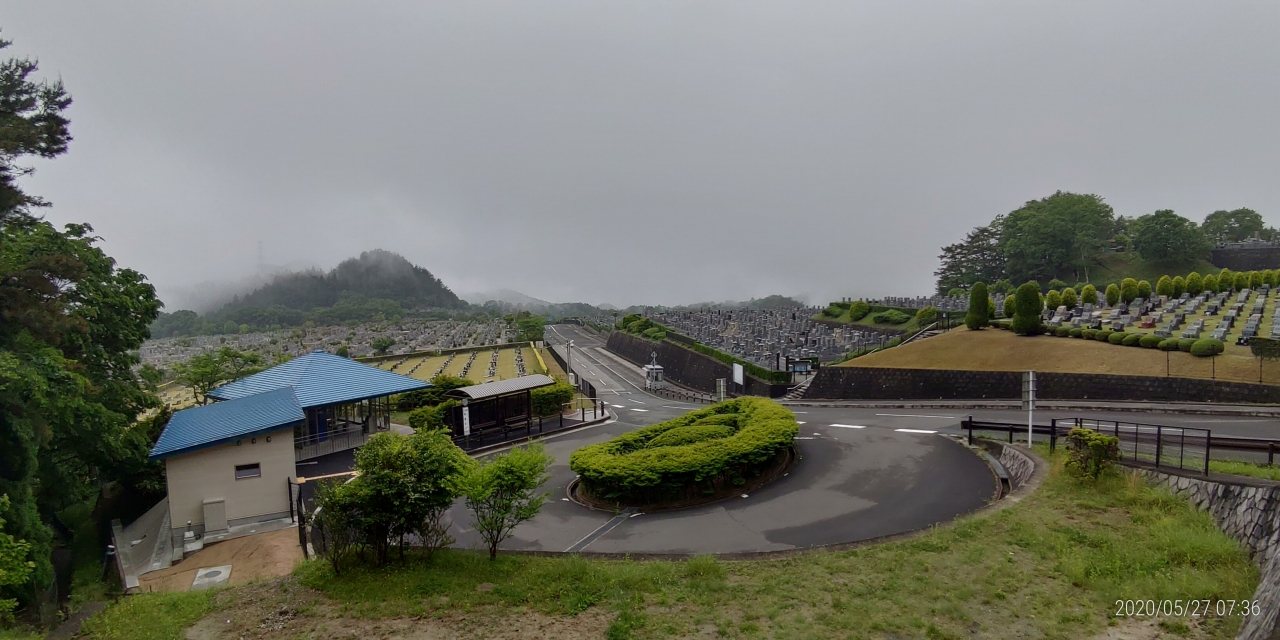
[235,463,261,480]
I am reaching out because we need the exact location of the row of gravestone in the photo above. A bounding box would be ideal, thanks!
[1040,286,1279,345]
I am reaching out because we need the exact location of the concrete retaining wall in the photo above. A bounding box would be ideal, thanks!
[803,367,1280,404]
[997,446,1035,489]
[1131,467,1280,640]
[606,332,789,398]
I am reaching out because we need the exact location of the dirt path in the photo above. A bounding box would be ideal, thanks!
[139,528,303,592]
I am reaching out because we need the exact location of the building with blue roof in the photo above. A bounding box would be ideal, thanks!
[149,350,428,558]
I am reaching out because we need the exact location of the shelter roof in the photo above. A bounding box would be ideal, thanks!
[150,388,304,460]
[207,350,428,408]
[445,374,556,401]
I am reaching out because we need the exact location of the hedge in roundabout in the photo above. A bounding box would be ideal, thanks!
[569,397,798,507]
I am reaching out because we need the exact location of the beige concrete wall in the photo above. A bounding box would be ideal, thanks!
[165,427,295,532]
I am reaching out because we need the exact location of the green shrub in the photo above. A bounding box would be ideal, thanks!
[1061,287,1077,310]
[408,399,460,430]
[1105,283,1120,306]
[1251,271,1264,289]
[1054,326,1070,337]
[1155,275,1173,297]
[872,310,911,324]
[1120,278,1139,304]
[1012,282,1043,335]
[1108,332,1126,345]
[1139,334,1162,348]
[947,287,966,297]
[1235,271,1249,291]
[1158,338,1180,351]
[1137,280,1152,300]
[1203,274,1218,293]
[915,306,938,326]
[531,380,576,416]
[965,282,989,330]
[1069,328,1084,338]
[570,398,798,504]
[1082,329,1098,340]
[1002,294,1016,319]
[1186,272,1203,295]
[1065,428,1120,479]
[642,326,666,340]
[1045,290,1062,311]
[848,301,871,321]
[1177,338,1196,352]
[1218,269,1233,292]
[1172,276,1185,297]
[648,424,733,448]
[1081,284,1098,305]
[1096,330,1113,342]
[1262,270,1275,288]
[822,304,842,317]
[1047,278,1067,291]
[992,279,1014,294]
[1190,339,1224,357]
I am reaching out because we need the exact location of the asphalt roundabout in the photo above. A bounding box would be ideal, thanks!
[446,407,1000,557]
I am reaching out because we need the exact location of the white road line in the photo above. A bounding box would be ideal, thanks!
[631,408,649,412]
[796,421,806,424]
[792,411,808,414]
[661,405,691,409]
[627,398,645,404]
[829,424,866,429]
[876,413,956,419]
[795,437,815,440]
[611,404,626,408]
[895,428,938,434]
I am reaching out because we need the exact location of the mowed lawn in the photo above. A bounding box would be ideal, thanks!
[77,451,1258,640]
[845,326,1280,385]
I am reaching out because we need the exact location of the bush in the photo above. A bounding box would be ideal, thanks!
[408,399,460,431]
[1139,334,1162,348]
[1203,274,1218,293]
[947,287,966,297]
[1012,282,1043,335]
[1171,276,1185,297]
[1045,290,1062,312]
[1235,271,1249,291]
[822,304,844,317]
[1137,280,1152,299]
[570,398,797,505]
[965,282,989,330]
[1002,294,1016,318]
[1158,338,1180,351]
[648,424,734,448]
[1095,330,1113,342]
[992,279,1014,294]
[1065,428,1120,479]
[915,306,938,326]
[1047,278,1067,291]
[872,310,911,324]
[848,301,871,321]
[1251,271,1264,289]
[1054,326,1070,337]
[1081,284,1098,305]
[1069,328,1084,338]
[531,380,576,416]
[1177,338,1196,352]
[1218,269,1233,292]
[1061,287,1077,310]
[1155,275,1173,297]
[1190,339,1224,357]
[1105,284,1120,306]
[463,443,554,560]
[1120,278,1138,304]
[1122,333,1140,346]
[1186,272,1203,295]
[1108,332,1126,345]
[1082,329,1098,340]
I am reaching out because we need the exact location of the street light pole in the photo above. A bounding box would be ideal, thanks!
[567,339,574,384]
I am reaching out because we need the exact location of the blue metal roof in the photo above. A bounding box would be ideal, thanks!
[150,388,305,460]
[206,350,429,408]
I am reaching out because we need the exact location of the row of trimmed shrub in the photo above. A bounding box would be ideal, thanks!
[569,397,798,505]
[992,320,1225,357]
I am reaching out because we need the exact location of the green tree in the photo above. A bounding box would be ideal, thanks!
[1218,269,1234,292]
[1047,278,1067,291]
[1250,271,1264,289]
[463,444,554,560]
[1203,274,1218,294]
[1235,272,1250,291]
[1202,208,1264,244]
[1061,287,1078,310]
[1012,282,1043,335]
[371,337,395,355]
[1185,272,1203,296]
[998,192,1115,284]
[1171,276,1185,298]
[1120,280,1138,304]
[1002,294,1015,318]
[335,345,349,358]
[1263,270,1275,288]
[1105,284,1120,307]
[991,279,1014,295]
[965,282,989,330]
[0,496,32,622]
[0,53,161,610]
[1136,280,1152,300]
[1130,210,1212,263]
[1155,275,1173,297]
[1081,284,1098,305]
[915,306,938,325]
[934,222,1005,294]
[1045,290,1062,312]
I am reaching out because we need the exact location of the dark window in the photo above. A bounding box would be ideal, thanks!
[234,463,261,480]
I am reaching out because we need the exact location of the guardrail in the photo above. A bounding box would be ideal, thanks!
[962,416,1280,476]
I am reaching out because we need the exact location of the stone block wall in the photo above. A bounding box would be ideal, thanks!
[606,332,788,398]
[1132,467,1280,640]
[803,367,1280,404]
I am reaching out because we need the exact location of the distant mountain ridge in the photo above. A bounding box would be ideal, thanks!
[223,249,463,312]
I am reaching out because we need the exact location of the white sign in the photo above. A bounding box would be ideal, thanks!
[732,363,744,386]
[462,406,471,436]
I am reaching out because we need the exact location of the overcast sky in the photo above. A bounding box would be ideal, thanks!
[5,2,1280,310]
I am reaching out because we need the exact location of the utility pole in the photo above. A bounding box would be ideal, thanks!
[567,340,574,385]
[1022,371,1036,446]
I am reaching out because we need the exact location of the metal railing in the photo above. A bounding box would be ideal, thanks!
[961,416,1211,476]
[295,425,371,461]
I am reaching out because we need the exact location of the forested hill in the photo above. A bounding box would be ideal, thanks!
[151,251,467,337]
[229,250,462,311]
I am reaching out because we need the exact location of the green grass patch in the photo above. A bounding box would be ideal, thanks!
[286,448,1257,638]
[80,591,213,640]
[1209,459,1280,481]
[815,307,922,334]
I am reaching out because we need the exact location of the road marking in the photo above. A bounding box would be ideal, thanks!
[895,428,938,434]
[792,411,808,414]
[631,408,649,412]
[661,405,691,409]
[795,437,815,440]
[564,509,635,553]
[627,398,645,404]
[611,404,625,408]
[876,413,955,419]
[829,424,866,429]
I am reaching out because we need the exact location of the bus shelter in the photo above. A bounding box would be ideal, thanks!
[444,374,555,449]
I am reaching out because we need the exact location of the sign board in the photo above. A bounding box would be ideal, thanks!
[1021,371,1036,411]
[462,406,471,436]
[732,363,744,386]
[716,378,726,402]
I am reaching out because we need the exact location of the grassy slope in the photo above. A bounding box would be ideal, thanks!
[814,308,920,334]
[80,450,1256,640]
[845,326,1280,385]
[1087,252,1220,288]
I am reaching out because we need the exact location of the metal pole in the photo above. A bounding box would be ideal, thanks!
[1204,432,1211,476]
[1155,426,1162,468]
